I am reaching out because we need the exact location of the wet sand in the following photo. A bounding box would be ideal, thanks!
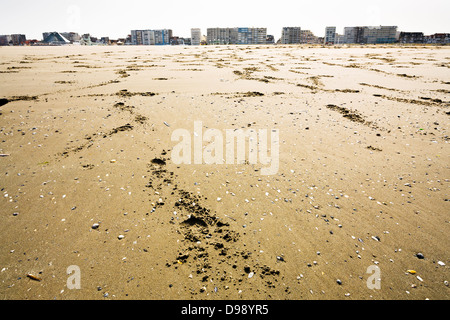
[0,44,448,300]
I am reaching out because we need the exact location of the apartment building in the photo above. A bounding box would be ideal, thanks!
[398,32,424,44]
[365,26,397,44]
[10,34,27,45]
[43,32,80,43]
[42,32,70,45]
[100,37,110,45]
[343,26,365,44]
[191,28,201,45]
[60,32,81,43]
[154,29,172,45]
[335,34,345,45]
[131,30,153,45]
[80,34,93,45]
[281,27,301,44]
[207,28,235,44]
[299,30,317,44]
[237,27,266,44]
[344,26,397,44]
[131,29,172,45]
[324,26,336,44]
[207,27,267,45]
[0,35,11,46]
[424,33,450,44]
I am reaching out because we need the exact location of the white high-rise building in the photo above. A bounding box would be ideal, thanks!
[131,29,172,45]
[206,27,267,45]
[191,28,201,45]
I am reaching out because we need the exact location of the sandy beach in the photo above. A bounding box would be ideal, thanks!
[0,44,448,300]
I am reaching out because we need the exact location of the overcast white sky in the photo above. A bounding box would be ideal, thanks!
[0,0,449,40]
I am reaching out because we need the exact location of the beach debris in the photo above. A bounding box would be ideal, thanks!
[26,274,41,281]
[115,90,156,97]
[367,145,382,152]
[437,261,445,266]
[118,235,125,240]
[415,253,425,259]
[164,121,170,127]
[151,158,166,166]
[91,223,100,229]
[407,270,417,274]
[0,154,10,157]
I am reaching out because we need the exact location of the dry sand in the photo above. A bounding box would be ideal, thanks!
[0,44,448,300]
